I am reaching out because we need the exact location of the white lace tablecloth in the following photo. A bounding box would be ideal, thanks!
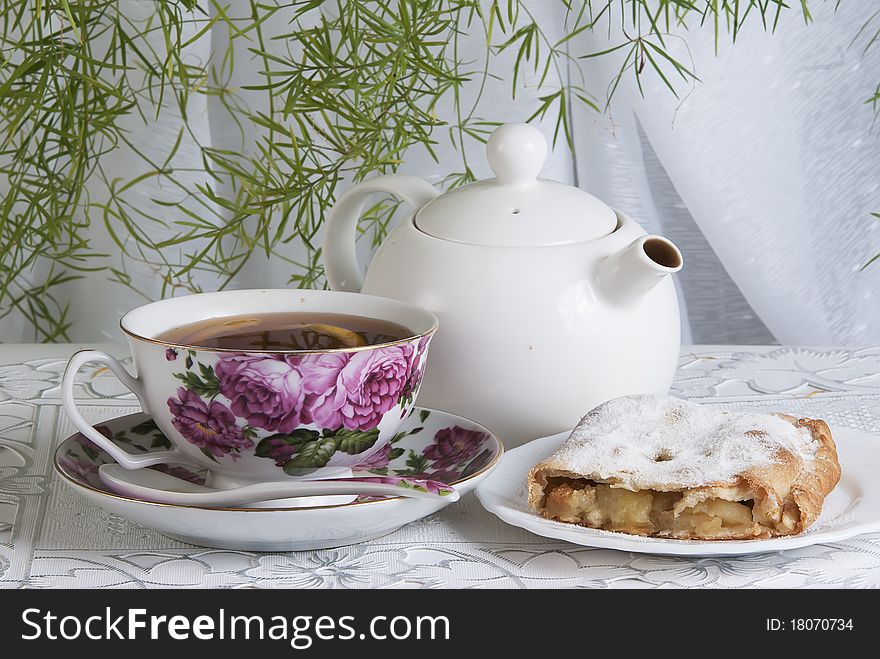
[1,343,879,589]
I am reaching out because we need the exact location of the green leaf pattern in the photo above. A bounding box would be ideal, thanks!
[284,438,339,472]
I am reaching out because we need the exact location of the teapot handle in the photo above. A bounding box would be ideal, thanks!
[323,174,440,292]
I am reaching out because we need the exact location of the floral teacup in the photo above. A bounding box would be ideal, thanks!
[61,289,437,487]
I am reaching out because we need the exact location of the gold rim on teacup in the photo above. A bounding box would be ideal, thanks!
[119,289,438,354]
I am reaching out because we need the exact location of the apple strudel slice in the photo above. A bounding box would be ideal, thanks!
[527,395,841,540]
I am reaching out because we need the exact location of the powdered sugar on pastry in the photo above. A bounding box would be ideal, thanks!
[554,395,821,490]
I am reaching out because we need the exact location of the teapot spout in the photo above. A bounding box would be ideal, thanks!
[598,235,682,304]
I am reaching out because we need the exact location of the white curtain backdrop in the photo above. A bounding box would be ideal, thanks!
[3,1,879,346]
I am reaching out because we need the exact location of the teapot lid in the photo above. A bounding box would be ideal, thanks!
[414,123,617,247]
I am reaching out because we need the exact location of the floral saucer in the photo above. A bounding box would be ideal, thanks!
[55,407,502,551]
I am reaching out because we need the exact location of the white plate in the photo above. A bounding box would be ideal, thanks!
[55,407,502,551]
[476,425,880,556]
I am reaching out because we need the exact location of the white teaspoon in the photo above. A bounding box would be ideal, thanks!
[98,463,459,508]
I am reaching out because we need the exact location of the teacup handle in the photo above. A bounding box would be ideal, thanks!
[62,350,183,469]
[323,174,439,292]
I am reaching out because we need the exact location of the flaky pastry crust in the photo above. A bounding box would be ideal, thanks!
[528,414,840,540]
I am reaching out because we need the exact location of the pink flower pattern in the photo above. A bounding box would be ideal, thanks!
[166,337,432,468]
[423,426,486,469]
[300,344,414,431]
[167,387,252,458]
[215,355,309,433]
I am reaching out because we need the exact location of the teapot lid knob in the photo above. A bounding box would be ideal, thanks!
[487,122,547,185]
[413,121,618,246]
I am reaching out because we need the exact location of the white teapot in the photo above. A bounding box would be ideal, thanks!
[323,123,682,446]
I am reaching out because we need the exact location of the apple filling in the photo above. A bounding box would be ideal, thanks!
[541,477,797,539]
